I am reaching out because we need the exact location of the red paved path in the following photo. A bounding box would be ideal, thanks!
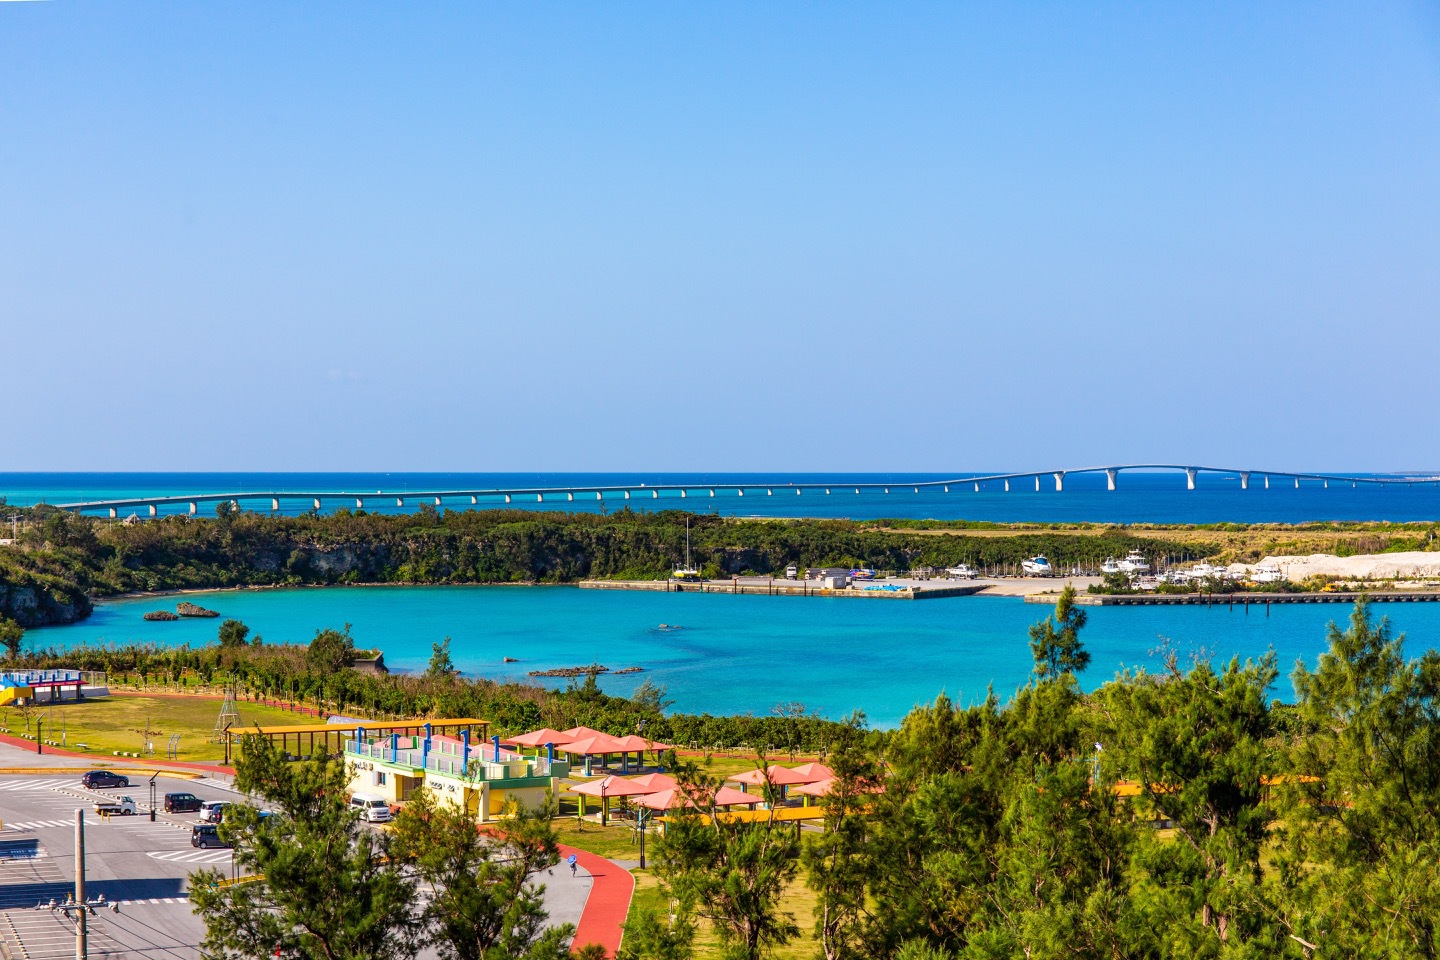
[560,843,634,957]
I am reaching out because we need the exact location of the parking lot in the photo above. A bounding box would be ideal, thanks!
[0,764,240,959]
[0,743,593,959]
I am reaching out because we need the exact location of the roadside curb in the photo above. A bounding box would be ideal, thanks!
[559,843,633,958]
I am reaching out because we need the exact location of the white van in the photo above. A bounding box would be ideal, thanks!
[349,793,393,823]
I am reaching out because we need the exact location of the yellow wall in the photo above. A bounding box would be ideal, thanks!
[488,785,550,818]
[346,760,408,805]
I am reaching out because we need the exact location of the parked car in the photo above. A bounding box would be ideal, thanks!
[81,770,129,789]
[199,801,230,823]
[164,792,203,813]
[93,796,138,816]
[348,793,393,823]
[191,824,232,849]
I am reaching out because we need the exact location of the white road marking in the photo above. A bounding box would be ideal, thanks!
[148,849,233,864]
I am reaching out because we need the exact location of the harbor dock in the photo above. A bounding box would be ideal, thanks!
[579,577,989,600]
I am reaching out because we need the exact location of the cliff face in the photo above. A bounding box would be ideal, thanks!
[0,575,93,627]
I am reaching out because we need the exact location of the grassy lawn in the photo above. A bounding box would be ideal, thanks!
[0,693,314,762]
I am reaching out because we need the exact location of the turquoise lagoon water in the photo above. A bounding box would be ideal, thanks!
[28,586,1440,727]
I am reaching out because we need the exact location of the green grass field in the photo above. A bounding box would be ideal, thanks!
[0,693,315,762]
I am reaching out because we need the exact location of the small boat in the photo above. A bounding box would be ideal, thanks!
[849,568,876,581]
[1101,557,1121,575]
[945,564,977,580]
[1022,556,1053,577]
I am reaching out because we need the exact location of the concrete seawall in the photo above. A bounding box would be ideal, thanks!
[579,578,988,600]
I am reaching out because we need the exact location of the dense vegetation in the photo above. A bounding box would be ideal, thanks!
[0,505,1210,625]
[178,594,1440,959]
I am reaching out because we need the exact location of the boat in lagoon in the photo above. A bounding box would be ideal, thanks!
[946,564,978,580]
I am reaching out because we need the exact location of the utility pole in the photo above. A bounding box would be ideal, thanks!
[75,808,87,960]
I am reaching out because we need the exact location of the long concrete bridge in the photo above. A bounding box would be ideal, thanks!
[44,465,1440,518]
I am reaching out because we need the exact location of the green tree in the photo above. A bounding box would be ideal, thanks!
[307,624,357,673]
[1095,652,1282,955]
[426,637,457,680]
[651,759,801,960]
[1027,585,1091,681]
[189,737,422,960]
[389,788,572,960]
[218,619,250,649]
[802,713,880,960]
[0,617,23,660]
[1277,599,1440,958]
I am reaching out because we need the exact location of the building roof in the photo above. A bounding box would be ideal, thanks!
[729,765,814,787]
[228,718,488,738]
[571,775,654,798]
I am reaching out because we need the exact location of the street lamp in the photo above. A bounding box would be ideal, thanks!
[637,805,649,869]
[149,773,159,823]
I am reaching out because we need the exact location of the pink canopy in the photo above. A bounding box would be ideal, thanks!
[730,765,813,788]
[561,726,609,740]
[634,786,765,811]
[788,762,835,784]
[558,734,629,757]
[571,775,653,799]
[506,728,575,748]
[628,772,678,793]
[792,777,884,798]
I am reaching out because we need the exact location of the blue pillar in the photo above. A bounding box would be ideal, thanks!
[422,722,432,769]
[354,726,364,755]
[461,729,470,773]
[390,733,398,764]
[492,735,500,762]
[546,742,554,762]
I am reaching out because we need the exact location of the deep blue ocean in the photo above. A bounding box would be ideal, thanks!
[3,471,1440,523]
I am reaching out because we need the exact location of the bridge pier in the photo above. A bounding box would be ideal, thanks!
[1240,472,1250,490]
[1053,471,1065,492]
[1106,468,1118,491]
[1186,467,1197,490]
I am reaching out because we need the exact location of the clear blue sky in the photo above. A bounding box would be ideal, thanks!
[3,3,1438,472]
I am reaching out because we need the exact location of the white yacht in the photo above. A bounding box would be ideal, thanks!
[1117,550,1150,575]
[1251,564,1283,584]
[1189,561,1222,580]
[946,564,978,580]
[1101,557,1121,575]
[1022,556,1053,577]
[673,518,702,581]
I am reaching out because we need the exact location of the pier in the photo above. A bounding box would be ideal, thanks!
[580,577,989,600]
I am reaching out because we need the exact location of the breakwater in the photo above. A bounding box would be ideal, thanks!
[578,578,988,600]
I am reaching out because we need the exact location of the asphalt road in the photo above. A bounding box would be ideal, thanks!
[0,742,593,959]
